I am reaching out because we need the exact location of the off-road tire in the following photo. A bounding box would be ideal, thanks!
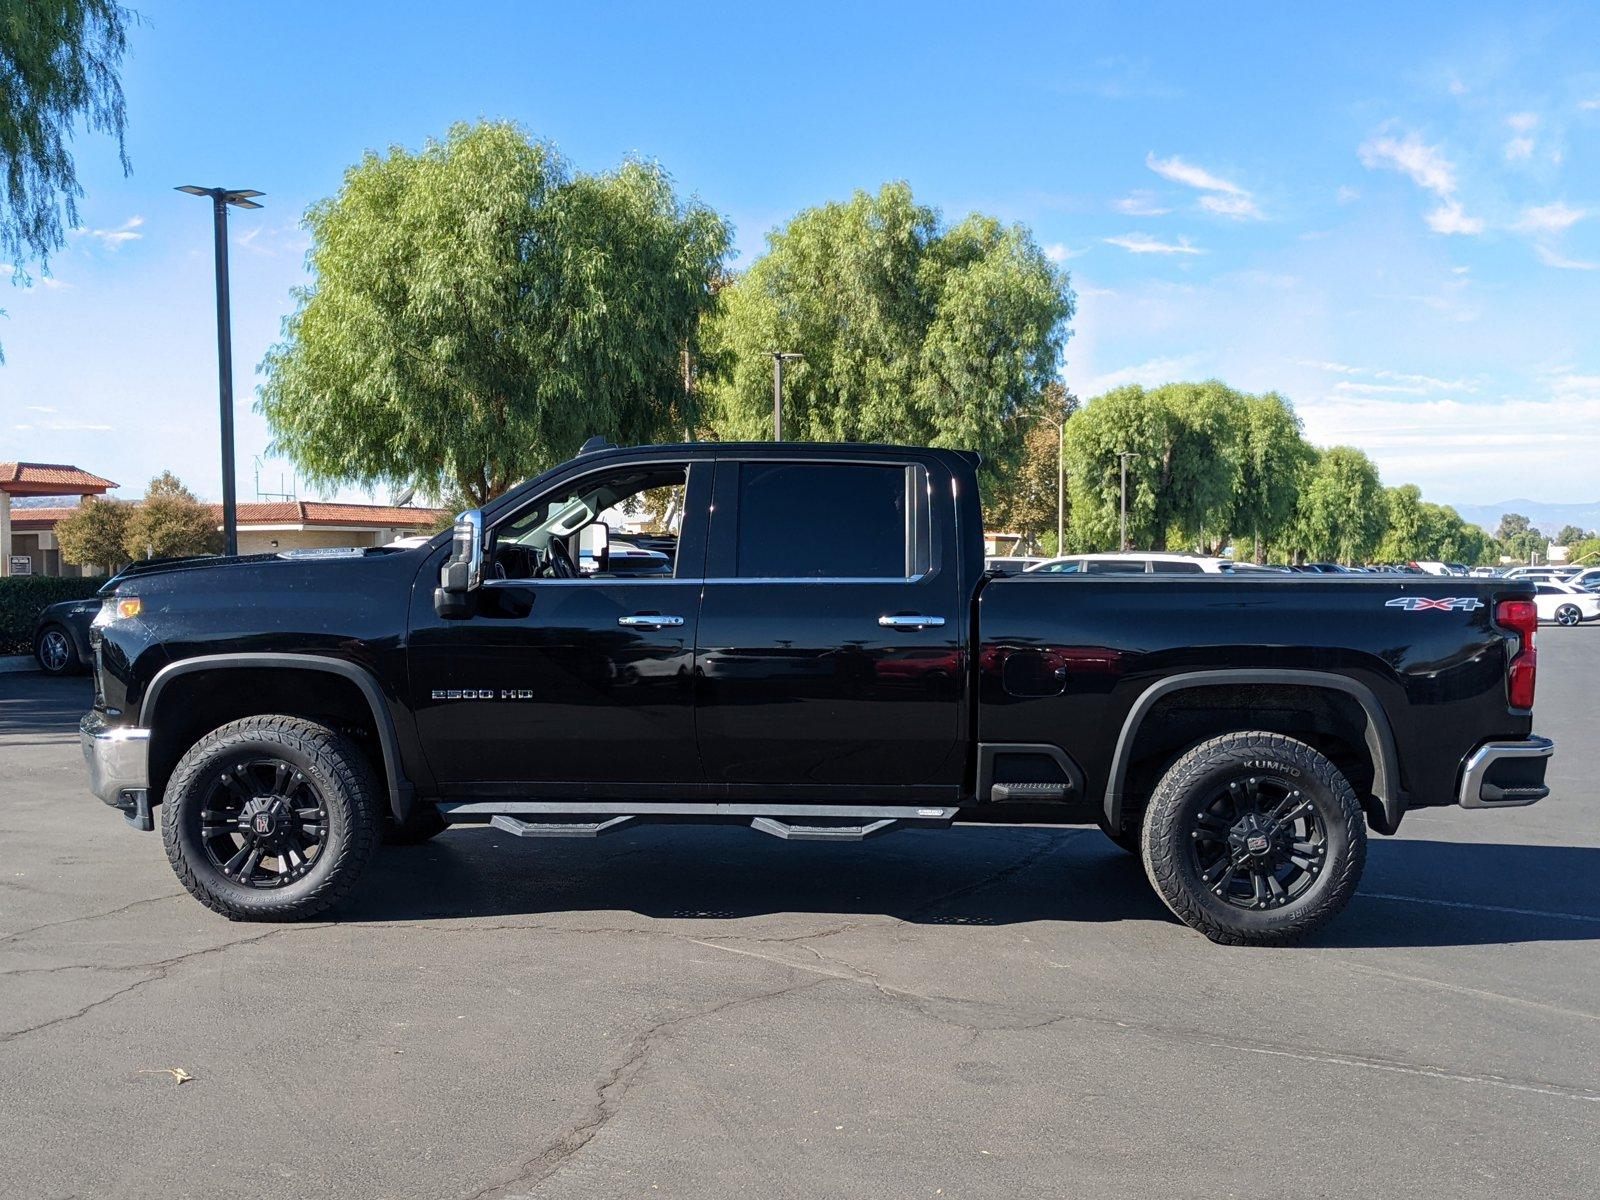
[1140,731,1366,946]
[163,715,381,921]
[382,805,447,845]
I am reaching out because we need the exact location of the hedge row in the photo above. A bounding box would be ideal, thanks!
[0,576,108,656]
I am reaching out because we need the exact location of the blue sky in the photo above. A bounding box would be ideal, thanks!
[2,0,1598,506]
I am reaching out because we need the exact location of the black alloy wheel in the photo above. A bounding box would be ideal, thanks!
[1187,773,1326,911]
[198,757,328,888]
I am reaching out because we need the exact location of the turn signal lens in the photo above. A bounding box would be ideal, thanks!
[1495,599,1538,710]
[115,597,142,620]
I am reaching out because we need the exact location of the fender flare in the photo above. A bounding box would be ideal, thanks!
[142,652,413,822]
[1104,668,1404,835]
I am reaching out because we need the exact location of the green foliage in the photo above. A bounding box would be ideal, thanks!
[1062,381,1256,552]
[1496,512,1532,541]
[1554,524,1587,547]
[123,472,222,561]
[1501,526,1548,564]
[981,383,1075,552]
[1234,392,1312,562]
[702,182,1073,493]
[0,574,106,655]
[1295,446,1387,564]
[1376,486,1495,564]
[0,0,132,353]
[259,120,731,506]
[54,493,130,569]
[1567,537,1600,566]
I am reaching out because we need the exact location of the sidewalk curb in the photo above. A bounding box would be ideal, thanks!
[0,655,39,674]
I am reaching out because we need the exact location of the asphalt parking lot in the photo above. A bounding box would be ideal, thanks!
[2,632,1596,1200]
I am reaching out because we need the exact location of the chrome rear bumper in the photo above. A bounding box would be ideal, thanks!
[1457,736,1553,809]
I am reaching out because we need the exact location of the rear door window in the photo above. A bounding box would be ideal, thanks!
[732,462,923,579]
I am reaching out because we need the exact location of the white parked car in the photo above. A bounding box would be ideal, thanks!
[1027,552,1236,575]
[1532,580,1600,626]
[1565,565,1600,592]
[986,555,1047,574]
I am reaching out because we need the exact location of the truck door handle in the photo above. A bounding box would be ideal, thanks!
[878,614,946,630]
[618,614,685,628]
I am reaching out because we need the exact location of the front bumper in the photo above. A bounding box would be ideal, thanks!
[80,712,153,829]
[1457,736,1553,809]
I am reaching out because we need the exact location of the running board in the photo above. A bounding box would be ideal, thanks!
[490,814,636,839]
[440,800,959,842]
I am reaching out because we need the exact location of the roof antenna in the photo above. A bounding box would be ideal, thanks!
[578,436,615,455]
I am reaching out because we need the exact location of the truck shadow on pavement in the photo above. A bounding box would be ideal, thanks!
[344,826,1600,950]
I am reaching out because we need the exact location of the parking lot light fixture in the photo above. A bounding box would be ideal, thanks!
[177,186,265,556]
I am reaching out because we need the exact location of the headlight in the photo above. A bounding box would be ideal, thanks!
[97,595,142,624]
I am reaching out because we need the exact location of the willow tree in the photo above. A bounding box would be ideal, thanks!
[1062,381,1252,552]
[702,182,1073,492]
[259,121,731,506]
[1295,446,1387,564]
[1,0,133,353]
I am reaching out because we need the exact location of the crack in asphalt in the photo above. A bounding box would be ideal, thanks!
[0,892,186,947]
[690,937,1600,1105]
[0,926,303,1044]
[458,976,832,1200]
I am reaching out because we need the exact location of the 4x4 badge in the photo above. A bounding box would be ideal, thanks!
[1384,597,1484,612]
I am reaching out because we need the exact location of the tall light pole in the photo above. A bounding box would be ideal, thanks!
[1117,450,1139,551]
[177,185,264,556]
[771,351,803,440]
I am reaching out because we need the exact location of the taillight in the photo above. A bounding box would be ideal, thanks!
[1495,599,1538,709]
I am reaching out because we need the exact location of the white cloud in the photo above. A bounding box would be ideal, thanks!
[1533,244,1598,270]
[1146,152,1262,220]
[1112,190,1170,216]
[1358,131,1457,196]
[1514,202,1589,234]
[1198,193,1263,220]
[1296,360,1473,392]
[1334,381,1429,396]
[1297,374,1600,499]
[1042,242,1086,264]
[1336,186,1360,205]
[74,215,144,251]
[1507,112,1539,133]
[1080,353,1208,394]
[1103,233,1204,255]
[1146,152,1245,195]
[1504,136,1535,162]
[1582,97,1600,112]
[1425,202,1485,236]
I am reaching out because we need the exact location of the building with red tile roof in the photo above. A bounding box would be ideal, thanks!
[3,477,448,578]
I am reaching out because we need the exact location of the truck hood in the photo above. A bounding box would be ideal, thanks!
[106,546,429,592]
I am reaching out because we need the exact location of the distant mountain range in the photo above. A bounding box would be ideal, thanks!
[1450,500,1600,540]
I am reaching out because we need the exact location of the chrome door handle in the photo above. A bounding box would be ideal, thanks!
[878,614,946,630]
[618,614,685,628]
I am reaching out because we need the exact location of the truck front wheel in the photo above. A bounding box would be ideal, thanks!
[1140,731,1366,946]
[162,716,381,921]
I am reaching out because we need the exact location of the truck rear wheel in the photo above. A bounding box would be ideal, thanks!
[162,715,381,921]
[1140,731,1366,946]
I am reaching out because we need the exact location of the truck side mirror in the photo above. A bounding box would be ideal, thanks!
[434,510,484,619]
[577,521,610,574]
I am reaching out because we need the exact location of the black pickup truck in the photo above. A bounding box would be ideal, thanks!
[80,440,1553,944]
